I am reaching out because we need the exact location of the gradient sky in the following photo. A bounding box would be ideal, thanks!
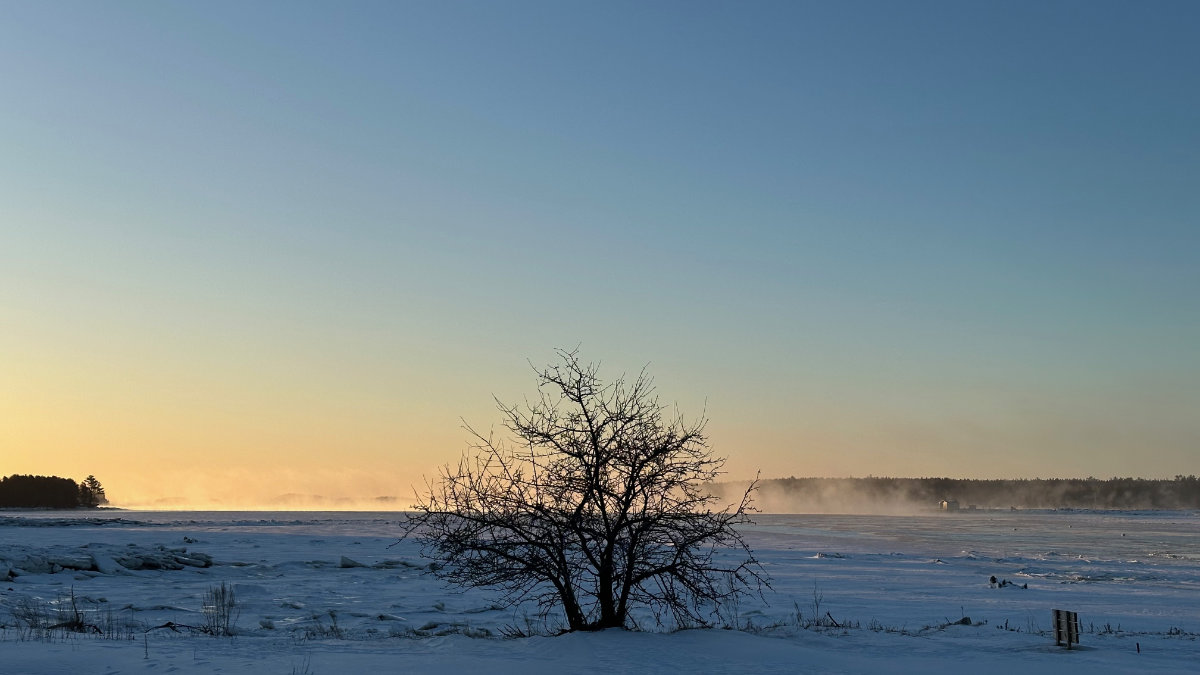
[2,1,1198,508]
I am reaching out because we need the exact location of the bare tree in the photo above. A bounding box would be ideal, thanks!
[403,350,765,632]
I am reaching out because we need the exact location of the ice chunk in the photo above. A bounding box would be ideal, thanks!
[90,552,126,575]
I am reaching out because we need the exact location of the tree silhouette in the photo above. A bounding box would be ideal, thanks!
[403,350,765,632]
[0,475,81,508]
[79,475,108,507]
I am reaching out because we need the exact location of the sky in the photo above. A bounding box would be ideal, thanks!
[2,1,1198,508]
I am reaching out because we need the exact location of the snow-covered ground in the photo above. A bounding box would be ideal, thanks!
[2,510,1197,674]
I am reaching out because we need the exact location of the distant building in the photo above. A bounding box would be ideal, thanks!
[940,499,960,511]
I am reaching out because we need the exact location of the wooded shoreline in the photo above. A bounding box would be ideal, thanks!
[739,475,1200,510]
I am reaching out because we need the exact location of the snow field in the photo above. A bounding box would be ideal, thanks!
[1,510,1197,674]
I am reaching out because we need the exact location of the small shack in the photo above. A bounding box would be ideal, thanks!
[939,499,960,511]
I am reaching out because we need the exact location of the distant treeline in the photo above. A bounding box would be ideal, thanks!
[0,474,108,509]
[752,475,1200,510]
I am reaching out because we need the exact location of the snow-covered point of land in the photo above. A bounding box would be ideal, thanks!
[1,510,1197,674]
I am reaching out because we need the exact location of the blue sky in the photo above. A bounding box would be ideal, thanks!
[2,1,1197,505]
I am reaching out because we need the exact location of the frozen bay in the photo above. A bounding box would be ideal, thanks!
[2,509,1197,673]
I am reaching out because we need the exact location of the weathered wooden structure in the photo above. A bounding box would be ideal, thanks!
[1053,609,1080,649]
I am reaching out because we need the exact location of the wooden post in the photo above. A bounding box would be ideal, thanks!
[1053,609,1080,649]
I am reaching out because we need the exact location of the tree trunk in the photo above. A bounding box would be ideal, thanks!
[560,589,587,631]
[594,560,624,629]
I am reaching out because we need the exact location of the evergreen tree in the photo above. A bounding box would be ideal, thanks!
[79,475,108,507]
